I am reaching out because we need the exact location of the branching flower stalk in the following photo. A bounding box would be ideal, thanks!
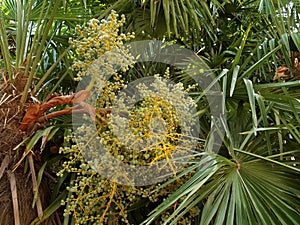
[58,11,201,224]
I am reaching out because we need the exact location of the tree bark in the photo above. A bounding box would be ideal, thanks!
[0,83,49,225]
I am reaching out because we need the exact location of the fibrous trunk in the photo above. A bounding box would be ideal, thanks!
[0,76,49,225]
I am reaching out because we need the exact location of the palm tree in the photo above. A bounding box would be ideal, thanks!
[2,0,298,224]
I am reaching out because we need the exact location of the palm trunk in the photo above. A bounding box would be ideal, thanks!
[0,79,49,225]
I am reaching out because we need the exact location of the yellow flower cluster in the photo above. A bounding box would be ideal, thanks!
[105,72,198,170]
[58,134,197,224]
[58,11,200,224]
[69,10,135,80]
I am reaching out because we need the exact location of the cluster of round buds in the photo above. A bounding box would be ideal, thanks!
[58,11,200,224]
[105,70,199,169]
[58,135,197,224]
[58,69,200,223]
[69,10,135,80]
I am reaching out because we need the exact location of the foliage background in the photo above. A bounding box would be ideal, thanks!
[0,0,300,224]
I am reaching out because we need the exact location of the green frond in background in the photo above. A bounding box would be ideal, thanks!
[143,153,300,225]
[1,0,300,224]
